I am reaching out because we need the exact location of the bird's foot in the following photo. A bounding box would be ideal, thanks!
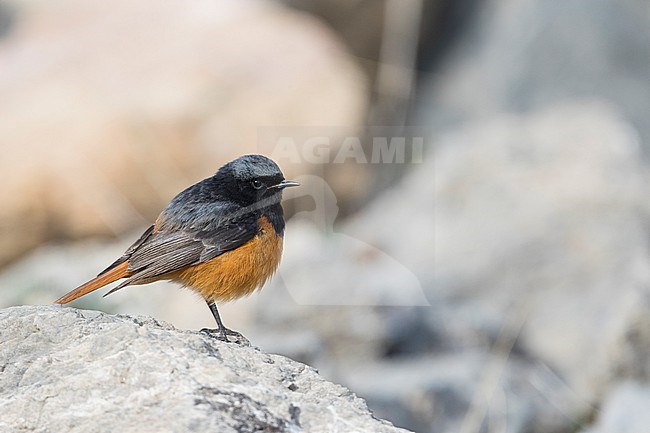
[200,327,250,345]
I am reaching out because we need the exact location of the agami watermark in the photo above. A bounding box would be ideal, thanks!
[259,127,427,165]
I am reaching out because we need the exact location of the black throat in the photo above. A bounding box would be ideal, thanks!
[263,203,286,236]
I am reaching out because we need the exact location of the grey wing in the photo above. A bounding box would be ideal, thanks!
[98,225,155,276]
[105,212,259,295]
[103,231,204,295]
[124,231,205,283]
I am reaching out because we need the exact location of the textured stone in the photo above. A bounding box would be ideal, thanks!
[0,305,409,433]
[4,102,650,433]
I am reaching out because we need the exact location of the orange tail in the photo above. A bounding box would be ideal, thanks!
[55,261,130,304]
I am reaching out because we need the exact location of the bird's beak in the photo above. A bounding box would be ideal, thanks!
[268,179,300,190]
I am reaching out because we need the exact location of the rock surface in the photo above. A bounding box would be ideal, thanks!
[0,305,409,433]
[3,102,650,433]
[251,102,650,432]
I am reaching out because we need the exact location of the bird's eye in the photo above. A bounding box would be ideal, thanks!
[251,180,263,190]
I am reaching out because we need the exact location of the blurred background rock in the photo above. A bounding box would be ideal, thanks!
[1,1,650,432]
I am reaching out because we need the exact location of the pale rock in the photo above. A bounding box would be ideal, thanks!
[0,305,410,433]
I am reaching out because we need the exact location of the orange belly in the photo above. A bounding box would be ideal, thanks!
[170,216,283,302]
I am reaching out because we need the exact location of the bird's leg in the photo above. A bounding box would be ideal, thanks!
[207,300,228,340]
[201,300,245,343]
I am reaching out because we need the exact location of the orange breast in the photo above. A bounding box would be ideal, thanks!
[170,216,283,302]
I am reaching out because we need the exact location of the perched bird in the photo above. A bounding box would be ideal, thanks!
[55,154,298,341]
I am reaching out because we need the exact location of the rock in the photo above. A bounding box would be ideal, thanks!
[250,102,650,432]
[419,0,650,148]
[427,102,650,404]
[0,305,410,433]
[282,0,387,68]
[281,0,445,79]
[0,0,367,267]
[5,102,650,433]
[582,383,650,433]
[337,352,582,433]
[340,101,650,397]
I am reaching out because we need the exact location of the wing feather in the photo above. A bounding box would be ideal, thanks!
[106,200,259,294]
[98,225,155,276]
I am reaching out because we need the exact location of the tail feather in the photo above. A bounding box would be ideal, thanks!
[54,261,130,304]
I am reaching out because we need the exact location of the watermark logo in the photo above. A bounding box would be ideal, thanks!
[270,135,424,164]
[259,127,426,165]
[255,126,431,306]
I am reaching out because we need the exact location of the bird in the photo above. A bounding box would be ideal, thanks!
[55,154,299,341]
